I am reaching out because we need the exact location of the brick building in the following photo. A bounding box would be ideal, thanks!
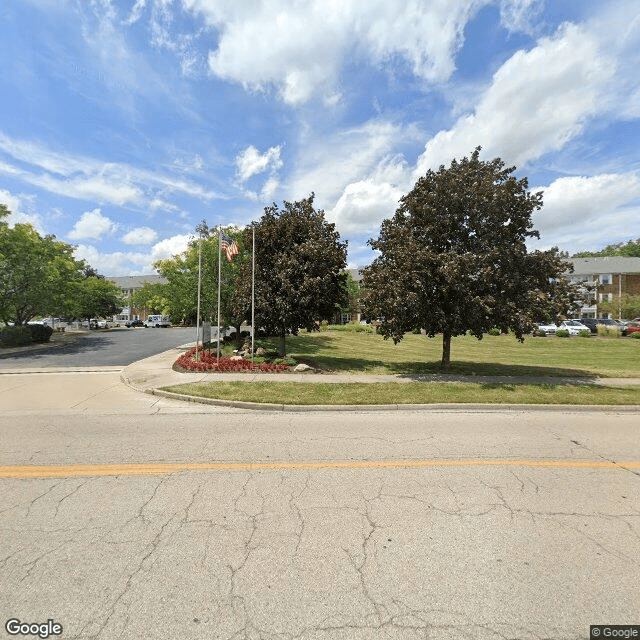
[106,274,167,323]
[565,257,640,318]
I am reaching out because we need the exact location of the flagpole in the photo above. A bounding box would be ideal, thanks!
[195,232,202,362]
[217,226,222,360]
[251,224,255,363]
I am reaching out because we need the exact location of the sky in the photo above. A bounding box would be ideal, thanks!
[1,0,639,275]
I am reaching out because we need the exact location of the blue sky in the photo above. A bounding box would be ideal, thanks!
[2,0,639,275]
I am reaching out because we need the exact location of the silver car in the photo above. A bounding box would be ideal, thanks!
[535,321,557,335]
[557,320,590,335]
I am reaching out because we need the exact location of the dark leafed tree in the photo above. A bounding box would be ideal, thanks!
[236,194,348,356]
[363,147,579,371]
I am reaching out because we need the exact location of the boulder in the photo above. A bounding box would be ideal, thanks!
[293,363,314,373]
[255,347,266,356]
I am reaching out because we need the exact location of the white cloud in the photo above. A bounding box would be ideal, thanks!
[499,0,545,34]
[414,23,614,176]
[73,244,150,276]
[235,145,282,182]
[260,176,280,201]
[122,226,159,245]
[0,189,45,233]
[73,233,193,275]
[186,0,487,104]
[68,208,118,240]
[287,120,416,206]
[531,173,640,248]
[329,179,404,235]
[150,234,193,261]
[0,132,223,207]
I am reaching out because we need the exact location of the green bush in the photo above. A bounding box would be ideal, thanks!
[0,324,53,346]
[555,329,570,337]
[632,332,640,339]
[0,326,32,346]
[488,328,501,336]
[577,329,591,338]
[273,357,297,366]
[596,324,621,337]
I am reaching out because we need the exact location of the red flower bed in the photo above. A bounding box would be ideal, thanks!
[175,346,289,373]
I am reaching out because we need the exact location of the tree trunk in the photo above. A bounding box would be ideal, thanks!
[441,330,451,371]
[278,329,286,357]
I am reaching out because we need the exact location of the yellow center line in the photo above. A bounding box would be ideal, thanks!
[1,459,639,478]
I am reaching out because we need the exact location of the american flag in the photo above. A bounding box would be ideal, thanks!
[220,231,239,261]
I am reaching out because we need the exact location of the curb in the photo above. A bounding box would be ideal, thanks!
[145,388,640,413]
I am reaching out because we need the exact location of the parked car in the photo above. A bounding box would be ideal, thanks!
[557,320,590,336]
[126,319,144,328]
[534,321,557,335]
[578,317,627,336]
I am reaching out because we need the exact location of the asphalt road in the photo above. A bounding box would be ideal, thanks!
[1,379,638,640]
[0,326,196,367]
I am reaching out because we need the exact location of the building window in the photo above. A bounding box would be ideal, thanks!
[599,293,613,303]
[599,273,612,285]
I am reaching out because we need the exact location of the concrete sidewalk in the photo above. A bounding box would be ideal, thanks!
[120,343,640,394]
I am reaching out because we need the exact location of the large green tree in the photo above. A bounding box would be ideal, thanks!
[131,282,171,316]
[0,206,86,325]
[71,276,123,324]
[236,194,348,355]
[363,148,578,370]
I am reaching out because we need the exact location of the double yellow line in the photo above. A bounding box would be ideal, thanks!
[1,459,639,478]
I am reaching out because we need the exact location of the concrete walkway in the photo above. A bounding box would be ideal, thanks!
[120,343,640,390]
[111,343,640,412]
[2,338,639,412]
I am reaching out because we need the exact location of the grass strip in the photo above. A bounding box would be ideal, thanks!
[160,381,640,406]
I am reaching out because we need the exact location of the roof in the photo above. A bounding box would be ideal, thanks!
[106,274,168,289]
[567,257,640,275]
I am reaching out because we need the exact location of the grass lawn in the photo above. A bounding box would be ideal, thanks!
[255,328,640,378]
[163,328,640,406]
[160,381,640,406]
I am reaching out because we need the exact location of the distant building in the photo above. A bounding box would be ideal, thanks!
[105,274,167,323]
[335,268,364,324]
[565,257,640,318]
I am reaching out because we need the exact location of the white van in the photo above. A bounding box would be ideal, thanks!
[143,315,171,328]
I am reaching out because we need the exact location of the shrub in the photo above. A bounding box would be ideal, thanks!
[488,328,501,336]
[319,320,329,332]
[596,324,621,337]
[174,346,289,373]
[555,329,570,337]
[532,329,546,337]
[632,332,640,339]
[577,329,591,338]
[355,325,372,333]
[411,327,421,334]
[0,326,32,346]
[28,324,53,342]
[273,357,297,366]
